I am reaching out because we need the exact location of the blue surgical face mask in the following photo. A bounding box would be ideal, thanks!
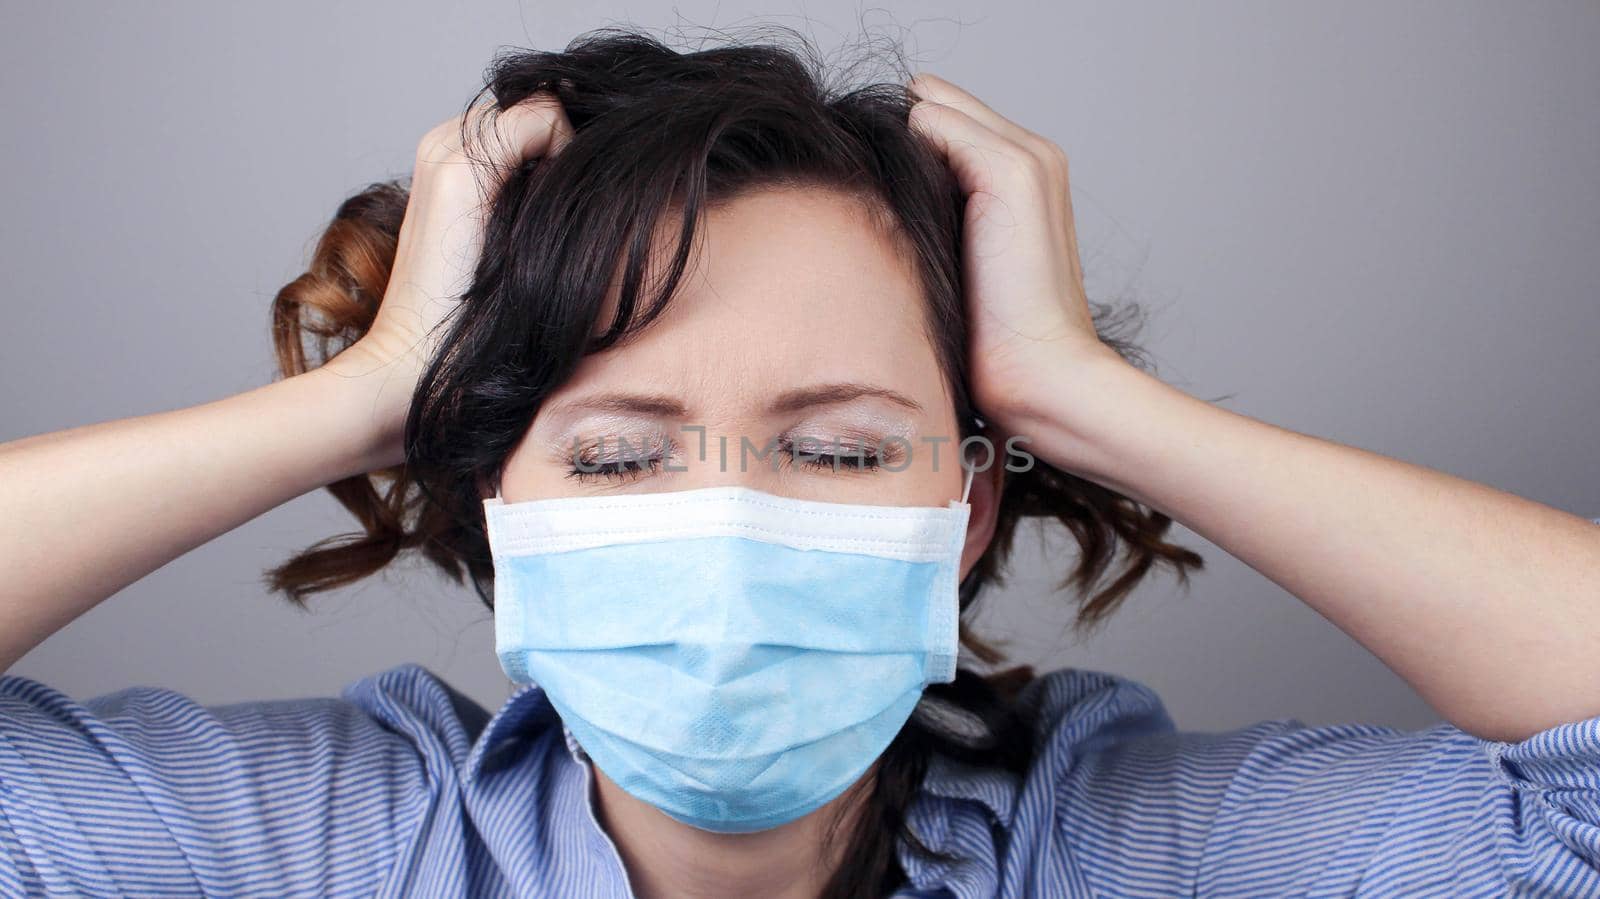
[482,467,974,833]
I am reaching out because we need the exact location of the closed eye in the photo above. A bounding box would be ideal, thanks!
[566,456,664,482]
[559,434,901,481]
[780,437,891,473]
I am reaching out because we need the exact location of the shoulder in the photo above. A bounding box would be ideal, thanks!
[1007,664,1498,776]
[965,667,1600,896]
[0,661,492,779]
[0,663,494,896]
[1006,665,1484,808]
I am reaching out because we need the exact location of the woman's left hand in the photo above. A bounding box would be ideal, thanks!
[905,71,1124,436]
[908,71,1600,744]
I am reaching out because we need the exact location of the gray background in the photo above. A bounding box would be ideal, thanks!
[3,1,1596,732]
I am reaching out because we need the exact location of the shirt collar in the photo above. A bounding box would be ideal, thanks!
[464,679,587,778]
[917,748,1019,827]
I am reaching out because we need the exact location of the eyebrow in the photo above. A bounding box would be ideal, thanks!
[549,382,923,420]
[767,382,924,415]
[551,393,689,418]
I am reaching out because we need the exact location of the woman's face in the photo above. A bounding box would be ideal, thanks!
[496,184,997,571]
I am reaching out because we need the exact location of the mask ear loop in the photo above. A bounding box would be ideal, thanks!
[959,414,986,505]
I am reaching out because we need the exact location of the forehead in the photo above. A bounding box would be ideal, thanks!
[555,185,951,419]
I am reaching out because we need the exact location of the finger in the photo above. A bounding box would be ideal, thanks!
[907,73,1066,171]
[908,86,1086,296]
[907,96,1029,198]
[472,90,575,170]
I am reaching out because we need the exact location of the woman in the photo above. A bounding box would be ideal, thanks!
[1,26,1597,899]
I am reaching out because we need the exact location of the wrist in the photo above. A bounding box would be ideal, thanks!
[302,344,418,476]
[992,348,1169,487]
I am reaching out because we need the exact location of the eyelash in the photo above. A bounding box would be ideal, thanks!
[781,438,885,473]
[564,438,889,482]
[566,456,663,483]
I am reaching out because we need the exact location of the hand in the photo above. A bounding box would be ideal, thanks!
[906,72,1125,435]
[327,92,574,466]
[911,77,1600,746]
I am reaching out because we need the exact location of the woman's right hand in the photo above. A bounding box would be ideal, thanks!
[329,93,574,469]
[0,91,572,673]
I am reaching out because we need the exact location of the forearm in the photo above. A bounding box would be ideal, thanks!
[0,363,395,673]
[1015,352,1600,742]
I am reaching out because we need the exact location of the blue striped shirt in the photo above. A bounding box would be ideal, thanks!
[2,648,1598,898]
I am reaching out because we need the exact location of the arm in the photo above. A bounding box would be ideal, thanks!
[0,365,397,673]
[1013,352,1600,743]
[904,71,1600,744]
[0,669,433,896]
[0,95,575,895]
[0,93,572,675]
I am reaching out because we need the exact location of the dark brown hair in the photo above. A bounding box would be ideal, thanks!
[268,24,1203,897]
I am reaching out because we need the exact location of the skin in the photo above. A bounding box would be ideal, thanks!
[497,185,1002,898]
[902,71,1600,744]
[0,72,1597,898]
